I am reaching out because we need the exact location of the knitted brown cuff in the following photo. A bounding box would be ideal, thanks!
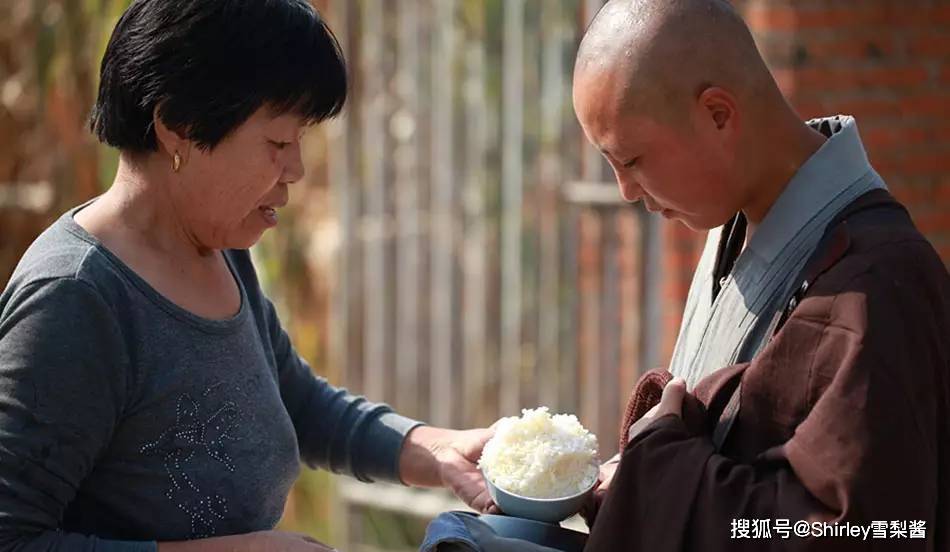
[618,368,673,451]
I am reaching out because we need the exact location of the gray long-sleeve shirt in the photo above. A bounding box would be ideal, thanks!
[0,205,421,551]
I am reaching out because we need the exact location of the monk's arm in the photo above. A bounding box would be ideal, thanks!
[587,270,940,551]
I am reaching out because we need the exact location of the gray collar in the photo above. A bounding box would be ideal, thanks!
[747,115,880,263]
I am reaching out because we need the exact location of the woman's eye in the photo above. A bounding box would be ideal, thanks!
[270,140,292,150]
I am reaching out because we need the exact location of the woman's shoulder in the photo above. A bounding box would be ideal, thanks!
[2,211,127,310]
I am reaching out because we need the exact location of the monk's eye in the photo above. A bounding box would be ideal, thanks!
[622,157,641,168]
[269,140,292,150]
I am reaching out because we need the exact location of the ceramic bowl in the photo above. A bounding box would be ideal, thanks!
[482,471,596,523]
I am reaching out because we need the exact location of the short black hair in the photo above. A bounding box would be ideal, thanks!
[90,0,347,152]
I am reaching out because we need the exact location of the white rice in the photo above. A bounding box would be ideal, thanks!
[479,407,599,499]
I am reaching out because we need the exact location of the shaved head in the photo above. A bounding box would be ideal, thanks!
[575,0,777,122]
[571,0,817,231]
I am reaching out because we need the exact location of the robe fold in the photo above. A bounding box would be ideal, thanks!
[585,190,950,551]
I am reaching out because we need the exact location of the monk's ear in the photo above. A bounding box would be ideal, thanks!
[697,86,739,134]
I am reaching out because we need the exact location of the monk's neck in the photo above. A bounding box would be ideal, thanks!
[742,120,828,238]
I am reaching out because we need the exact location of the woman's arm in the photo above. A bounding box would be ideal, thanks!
[261,295,421,483]
[0,280,342,552]
[0,279,151,551]
[261,294,497,512]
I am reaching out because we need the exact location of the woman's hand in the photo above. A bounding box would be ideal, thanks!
[158,530,337,552]
[399,425,500,514]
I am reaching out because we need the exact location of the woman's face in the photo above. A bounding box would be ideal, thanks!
[171,106,307,250]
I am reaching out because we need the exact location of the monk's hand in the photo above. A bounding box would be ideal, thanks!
[627,377,687,443]
[399,425,501,514]
[593,453,621,497]
[581,452,621,526]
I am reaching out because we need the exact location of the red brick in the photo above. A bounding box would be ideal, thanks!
[745,5,950,32]
[793,67,930,93]
[745,7,879,31]
[888,5,950,27]
[794,68,855,92]
[862,126,930,150]
[825,98,904,119]
[937,127,950,146]
[745,6,800,32]
[914,210,950,234]
[886,151,950,177]
[793,101,830,120]
[903,206,933,228]
[804,35,899,61]
[853,67,929,88]
[908,34,950,58]
[937,244,950,265]
[913,151,950,175]
[801,8,886,29]
[901,94,950,119]
[891,184,934,206]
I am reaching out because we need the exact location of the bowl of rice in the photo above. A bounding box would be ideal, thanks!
[478,407,599,523]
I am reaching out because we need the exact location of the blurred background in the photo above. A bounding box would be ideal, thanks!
[1,0,948,550]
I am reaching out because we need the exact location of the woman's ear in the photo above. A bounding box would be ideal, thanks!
[152,104,189,161]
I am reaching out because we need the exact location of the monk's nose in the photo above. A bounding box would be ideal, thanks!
[618,177,644,203]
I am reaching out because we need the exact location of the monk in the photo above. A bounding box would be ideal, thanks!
[572,0,950,550]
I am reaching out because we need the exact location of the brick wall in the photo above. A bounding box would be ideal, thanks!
[659,0,950,361]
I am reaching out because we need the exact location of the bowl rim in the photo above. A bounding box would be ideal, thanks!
[481,466,599,503]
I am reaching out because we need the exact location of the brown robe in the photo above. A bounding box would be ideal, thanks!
[585,190,950,551]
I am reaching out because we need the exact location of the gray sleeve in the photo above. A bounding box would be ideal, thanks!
[0,278,157,552]
[264,298,423,484]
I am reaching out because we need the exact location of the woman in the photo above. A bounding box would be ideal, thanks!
[0,1,495,550]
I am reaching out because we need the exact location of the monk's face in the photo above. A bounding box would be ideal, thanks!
[573,69,744,231]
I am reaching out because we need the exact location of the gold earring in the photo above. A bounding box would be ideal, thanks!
[173,152,182,172]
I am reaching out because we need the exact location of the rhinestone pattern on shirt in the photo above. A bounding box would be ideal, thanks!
[139,382,246,538]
